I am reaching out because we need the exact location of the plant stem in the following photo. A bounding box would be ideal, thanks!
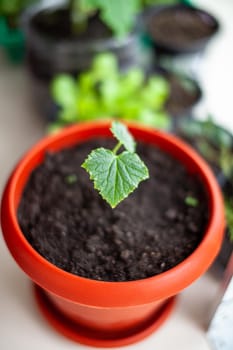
[112,142,122,155]
[69,0,88,35]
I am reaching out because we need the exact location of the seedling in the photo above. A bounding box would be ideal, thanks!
[82,121,149,208]
[65,174,78,184]
[51,53,170,131]
[185,196,199,207]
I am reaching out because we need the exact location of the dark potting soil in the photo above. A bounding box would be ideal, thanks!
[18,139,208,282]
[149,7,216,49]
[31,8,112,40]
[165,74,200,115]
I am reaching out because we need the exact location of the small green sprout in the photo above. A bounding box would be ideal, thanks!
[65,174,78,184]
[185,196,199,207]
[82,121,149,208]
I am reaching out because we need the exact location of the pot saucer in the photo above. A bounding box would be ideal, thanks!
[34,284,176,348]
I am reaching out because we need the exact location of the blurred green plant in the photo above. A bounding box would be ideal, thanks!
[69,0,188,37]
[69,0,141,37]
[50,53,171,132]
[179,117,233,180]
[225,197,233,242]
[0,0,187,38]
[142,0,179,5]
[0,0,36,26]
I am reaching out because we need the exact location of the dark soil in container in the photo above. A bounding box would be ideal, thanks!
[18,139,208,282]
[30,8,112,40]
[165,73,200,116]
[149,7,217,49]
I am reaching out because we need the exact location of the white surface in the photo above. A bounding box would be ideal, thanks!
[208,276,233,350]
[0,0,233,349]
[194,0,233,131]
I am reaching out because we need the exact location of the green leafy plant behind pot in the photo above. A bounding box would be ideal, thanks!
[69,0,142,37]
[178,117,233,181]
[224,197,233,242]
[69,0,186,37]
[50,52,171,132]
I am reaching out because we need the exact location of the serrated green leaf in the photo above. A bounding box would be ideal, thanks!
[82,148,149,208]
[111,121,135,153]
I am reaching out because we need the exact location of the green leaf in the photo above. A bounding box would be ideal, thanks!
[77,93,101,120]
[96,0,140,37]
[99,79,120,105]
[185,196,199,207]
[220,147,233,178]
[137,109,171,130]
[51,75,77,108]
[70,0,97,33]
[0,0,35,17]
[224,197,233,242]
[65,174,78,184]
[111,121,135,153]
[141,76,169,110]
[50,53,170,131]
[82,148,149,208]
[120,68,144,96]
[92,53,118,80]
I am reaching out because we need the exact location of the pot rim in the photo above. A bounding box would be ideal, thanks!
[1,121,225,307]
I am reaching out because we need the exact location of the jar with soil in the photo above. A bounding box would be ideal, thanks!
[176,118,233,276]
[1,121,225,347]
[154,67,202,123]
[144,4,219,77]
[176,118,233,187]
[21,0,143,119]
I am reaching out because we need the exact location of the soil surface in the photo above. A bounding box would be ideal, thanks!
[18,139,208,282]
[31,8,112,40]
[149,7,216,49]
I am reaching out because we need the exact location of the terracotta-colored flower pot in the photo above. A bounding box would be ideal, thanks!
[1,121,225,347]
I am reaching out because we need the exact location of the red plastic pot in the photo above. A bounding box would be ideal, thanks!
[1,121,225,347]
